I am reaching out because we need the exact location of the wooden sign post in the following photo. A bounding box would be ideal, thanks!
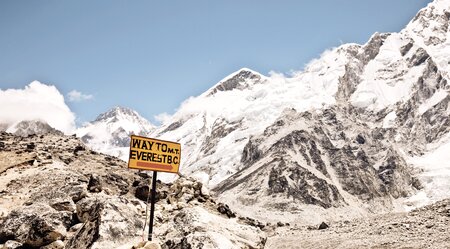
[128,135,181,241]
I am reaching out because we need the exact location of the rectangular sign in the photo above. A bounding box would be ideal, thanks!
[128,135,181,174]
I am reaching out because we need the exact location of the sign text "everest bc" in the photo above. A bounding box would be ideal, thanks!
[128,135,181,174]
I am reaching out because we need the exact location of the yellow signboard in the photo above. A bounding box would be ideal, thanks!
[128,135,181,174]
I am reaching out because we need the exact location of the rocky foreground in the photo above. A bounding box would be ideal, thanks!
[0,132,449,249]
[266,199,450,249]
[0,132,265,249]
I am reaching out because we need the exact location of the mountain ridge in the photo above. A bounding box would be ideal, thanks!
[148,0,449,222]
[76,106,155,159]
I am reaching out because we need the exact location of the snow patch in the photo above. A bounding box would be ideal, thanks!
[351,33,426,110]
[382,111,397,128]
[418,90,448,114]
[405,134,450,208]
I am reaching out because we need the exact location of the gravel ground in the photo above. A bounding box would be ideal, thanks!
[265,199,450,249]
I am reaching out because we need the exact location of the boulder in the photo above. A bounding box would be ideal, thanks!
[41,240,65,249]
[217,203,236,218]
[0,204,70,247]
[318,222,329,230]
[2,240,23,249]
[88,174,103,193]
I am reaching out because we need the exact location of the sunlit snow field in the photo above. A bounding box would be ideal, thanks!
[404,133,450,209]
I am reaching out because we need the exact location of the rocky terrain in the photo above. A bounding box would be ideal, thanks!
[1,131,449,249]
[0,132,265,249]
[1,0,449,248]
[266,198,450,249]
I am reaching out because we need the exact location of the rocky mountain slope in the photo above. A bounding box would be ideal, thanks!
[150,0,450,223]
[3,120,63,137]
[0,132,265,249]
[76,107,155,160]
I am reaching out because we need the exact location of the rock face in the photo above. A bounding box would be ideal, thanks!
[0,132,265,249]
[213,107,419,223]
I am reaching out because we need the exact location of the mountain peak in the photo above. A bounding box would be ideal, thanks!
[6,119,63,137]
[77,106,155,157]
[94,106,139,122]
[206,68,267,96]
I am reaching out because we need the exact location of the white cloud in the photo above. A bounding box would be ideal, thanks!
[67,90,94,102]
[154,112,171,124]
[0,81,76,134]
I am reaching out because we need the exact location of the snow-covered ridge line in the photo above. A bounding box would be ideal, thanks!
[76,106,155,159]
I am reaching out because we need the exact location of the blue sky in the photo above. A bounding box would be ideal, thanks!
[0,0,431,125]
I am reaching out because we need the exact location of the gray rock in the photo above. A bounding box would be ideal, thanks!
[318,222,329,230]
[0,204,69,247]
[66,200,102,249]
[41,240,65,249]
[217,203,236,218]
[88,174,103,193]
[2,240,23,249]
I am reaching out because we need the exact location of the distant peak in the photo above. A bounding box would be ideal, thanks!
[6,119,63,137]
[224,68,264,81]
[234,67,261,75]
[206,68,266,96]
[94,106,140,122]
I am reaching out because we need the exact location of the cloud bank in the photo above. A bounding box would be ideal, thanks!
[0,81,76,134]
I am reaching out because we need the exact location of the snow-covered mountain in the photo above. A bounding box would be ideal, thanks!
[6,120,63,137]
[76,106,155,159]
[151,0,450,222]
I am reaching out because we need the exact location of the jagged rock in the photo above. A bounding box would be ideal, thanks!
[66,200,102,249]
[76,198,103,223]
[318,222,329,230]
[68,223,83,233]
[241,139,262,165]
[135,183,168,203]
[240,217,265,229]
[73,145,85,154]
[41,240,65,249]
[355,134,365,144]
[217,203,236,218]
[88,174,103,193]
[50,199,76,212]
[26,142,36,151]
[200,185,210,197]
[0,204,70,247]
[2,240,23,249]
[164,238,192,249]
[135,185,150,201]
